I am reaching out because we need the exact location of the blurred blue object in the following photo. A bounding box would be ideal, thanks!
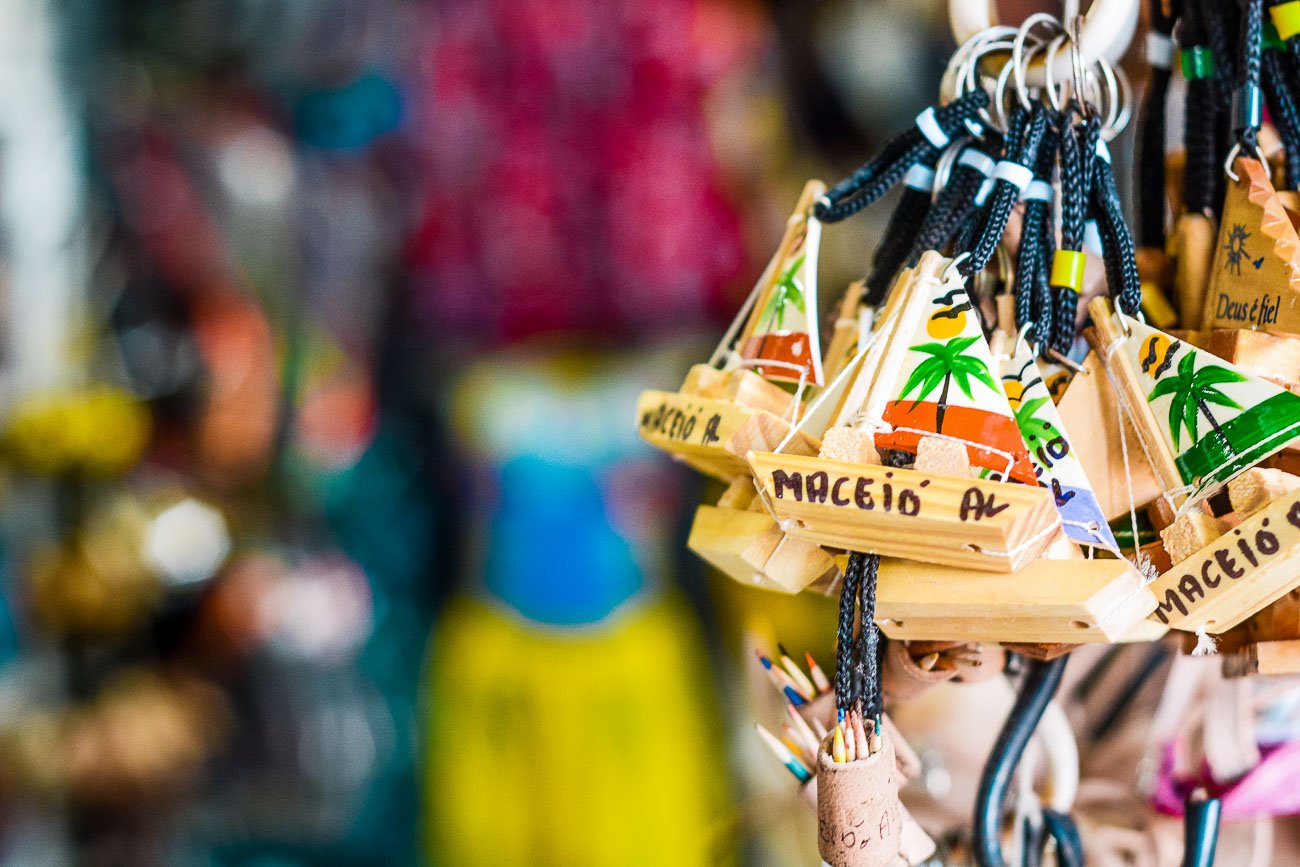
[483,455,644,626]
[294,72,403,151]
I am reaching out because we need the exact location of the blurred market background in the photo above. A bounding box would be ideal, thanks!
[0,0,971,863]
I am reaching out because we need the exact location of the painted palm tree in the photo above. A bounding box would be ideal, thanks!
[899,336,998,433]
[757,252,806,331]
[1148,352,1246,450]
[1012,395,1053,436]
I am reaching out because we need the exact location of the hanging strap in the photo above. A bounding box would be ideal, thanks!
[1014,121,1060,351]
[1234,0,1267,157]
[1261,16,1300,186]
[962,105,1051,277]
[1090,139,1143,317]
[1137,0,1178,247]
[1181,0,1227,215]
[835,551,883,723]
[1049,111,1101,354]
[815,90,990,224]
[863,161,938,306]
[906,141,1000,265]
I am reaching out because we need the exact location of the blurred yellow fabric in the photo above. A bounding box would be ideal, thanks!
[424,593,730,866]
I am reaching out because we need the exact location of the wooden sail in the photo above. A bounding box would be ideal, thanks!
[866,258,1038,484]
[636,181,830,479]
[995,337,1119,550]
[1092,298,1300,506]
[1201,157,1300,334]
[738,181,828,387]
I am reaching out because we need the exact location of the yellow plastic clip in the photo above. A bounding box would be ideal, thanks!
[1050,250,1087,294]
[1272,0,1300,42]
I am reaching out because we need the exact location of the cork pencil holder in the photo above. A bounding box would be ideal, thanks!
[816,732,903,867]
[805,775,934,866]
[881,639,955,703]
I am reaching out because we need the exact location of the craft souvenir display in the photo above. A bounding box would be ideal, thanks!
[644,0,1300,859]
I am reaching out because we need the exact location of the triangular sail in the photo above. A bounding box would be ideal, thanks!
[866,273,1037,484]
[997,341,1119,550]
[738,208,825,387]
[1117,314,1300,501]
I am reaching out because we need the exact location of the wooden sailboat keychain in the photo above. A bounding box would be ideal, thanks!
[1092,0,1300,643]
[669,92,995,595]
[636,180,828,483]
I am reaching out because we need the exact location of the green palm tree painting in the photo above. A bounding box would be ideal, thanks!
[1148,351,1246,451]
[898,336,998,432]
[1012,396,1056,438]
[757,253,806,331]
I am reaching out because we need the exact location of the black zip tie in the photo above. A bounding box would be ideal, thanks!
[1137,0,1178,248]
[863,160,938,306]
[962,104,1051,277]
[815,90,990,223]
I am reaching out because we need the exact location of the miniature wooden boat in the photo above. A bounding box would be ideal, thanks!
[1090,296,1300,636]
[684,276,874,595]
[740,248,1161,641]
[687,480,838,594]
[636,181,828,482]
[748,251,1064,571]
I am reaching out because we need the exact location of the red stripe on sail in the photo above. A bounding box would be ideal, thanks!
[739,332,821,386]
[877,400,1038,485]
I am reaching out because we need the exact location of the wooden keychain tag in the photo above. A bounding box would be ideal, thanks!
[1200,157,1300,335]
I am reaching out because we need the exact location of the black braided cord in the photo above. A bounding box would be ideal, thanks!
[963,105,1051,276]
[815,91,991,223]
[863,162,937,305]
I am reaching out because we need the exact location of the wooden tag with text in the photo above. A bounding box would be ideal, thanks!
[636,390,754,481]
[747,451,1060,572]
[1203,158,1300,335]
[1148,489,1300,634]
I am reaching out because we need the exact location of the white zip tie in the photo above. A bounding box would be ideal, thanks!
[1146,33,1174,71]
[1022,180,1055,203]
[903,163,937,192]
[915,107,949,149]
[993,161,1034,192]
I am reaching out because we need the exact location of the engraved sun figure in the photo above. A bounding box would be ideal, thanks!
[1222,223,1252,276]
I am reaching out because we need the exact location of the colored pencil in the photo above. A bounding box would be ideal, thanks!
[780,728,807,761]
[757,724,812,782]
[786,702,819,755]
[850,711,869,758]
[832,724,848,763]
[759,653,809,701]
[843,721,856,762]
[778,643,818,699]
[783,685,807,706]
[805,652,831,695]
[811,717,829,740]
